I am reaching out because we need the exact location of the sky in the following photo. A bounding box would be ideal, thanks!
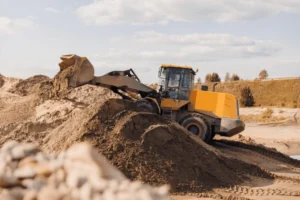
[0,0,300,83]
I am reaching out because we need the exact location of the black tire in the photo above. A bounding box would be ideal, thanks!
[180,113,212,143]
[135,100,159,114]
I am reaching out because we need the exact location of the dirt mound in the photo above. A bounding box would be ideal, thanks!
[38,98,271,192]
[0,75,21,92]
[8,75,51,96]
[51,65,76,98]
[0,85,118,148]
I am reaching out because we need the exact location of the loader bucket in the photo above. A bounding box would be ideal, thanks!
[52,54,157,99]
[51,54,95,97]
[59,54,95,87]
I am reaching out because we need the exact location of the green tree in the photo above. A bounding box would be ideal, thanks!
[231,74,240,81]
[240,86,255,107]
[259,69,268,79]
[205,73,221,83]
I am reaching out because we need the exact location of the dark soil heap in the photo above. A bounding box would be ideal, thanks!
[43,98,272,192]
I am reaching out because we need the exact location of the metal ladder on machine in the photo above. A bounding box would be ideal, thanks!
[162,108,173,121]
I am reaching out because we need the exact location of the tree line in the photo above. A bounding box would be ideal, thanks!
[196,69,269,107]
[197,69,269,83]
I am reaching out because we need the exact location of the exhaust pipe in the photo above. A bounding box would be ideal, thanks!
[213,83,218,92]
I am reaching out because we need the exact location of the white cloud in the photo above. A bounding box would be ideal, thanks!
[88,32,282,82]
[45,7,60,13]
[76,0,300,25]
[104,32,282,61]
[0,17,34,34]
[115,31,258,46]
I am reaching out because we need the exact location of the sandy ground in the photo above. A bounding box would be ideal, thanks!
[172,122,300,200]
[238,123,300,156]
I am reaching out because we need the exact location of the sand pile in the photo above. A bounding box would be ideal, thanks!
[0,141,169,200]
[8,75,51,96]
[51,63,80,98]
[0,75,21,92]
[37,98,271,192]
[0,74,274,194]
[0,85,118,147]
[0,75,41,127]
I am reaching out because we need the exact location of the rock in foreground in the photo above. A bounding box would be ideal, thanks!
[0,141,169,200]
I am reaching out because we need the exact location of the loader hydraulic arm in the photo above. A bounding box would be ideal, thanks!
[54,54,159,100]
[93,68,158,99]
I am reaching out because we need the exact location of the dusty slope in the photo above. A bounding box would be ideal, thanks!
[0,75,40,126]
[8,75,51,96]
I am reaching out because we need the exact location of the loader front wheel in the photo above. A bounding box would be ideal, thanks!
[180,114,212,143]
[135,100,159,114]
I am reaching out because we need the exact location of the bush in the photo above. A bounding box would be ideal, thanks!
[240,86,255,107]
[231,74,240,81]
[259,69,268,79]
[205,73,221,83]
[262,108,273,119]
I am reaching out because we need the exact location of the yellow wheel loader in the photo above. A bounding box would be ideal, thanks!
[56,54,245,143]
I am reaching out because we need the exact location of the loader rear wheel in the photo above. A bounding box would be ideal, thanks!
[135,100,159,114]
[180,113,212,143]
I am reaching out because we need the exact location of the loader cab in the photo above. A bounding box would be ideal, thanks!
[158,64,196,100]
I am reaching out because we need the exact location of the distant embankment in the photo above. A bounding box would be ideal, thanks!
[198,78,300,108]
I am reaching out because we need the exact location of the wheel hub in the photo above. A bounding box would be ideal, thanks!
[187,124,202,136]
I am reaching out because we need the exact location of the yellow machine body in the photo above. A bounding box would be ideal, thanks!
[158,64,244,138]
[160,90,238,119]
[188,90,238,119]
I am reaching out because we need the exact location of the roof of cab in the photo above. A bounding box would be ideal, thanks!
[161,64,193,69]
[161,64,196,74]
